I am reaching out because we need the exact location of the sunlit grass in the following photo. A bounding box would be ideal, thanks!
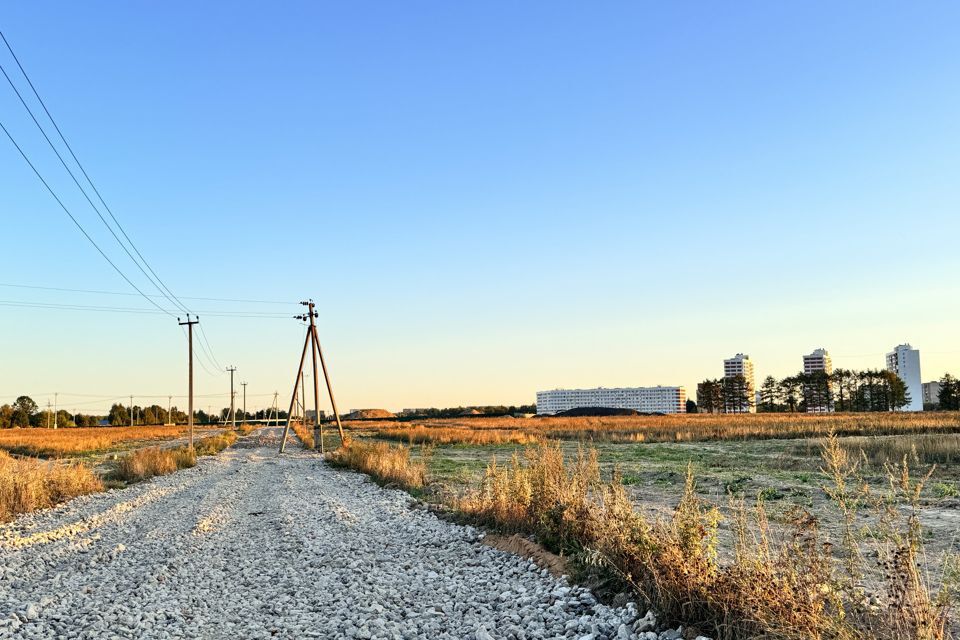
[0,425,185,457]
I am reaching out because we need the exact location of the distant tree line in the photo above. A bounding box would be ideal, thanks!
[399,405,537,420]
[0,395,288,428]
[695,375,755,414]
[694,368,950,414]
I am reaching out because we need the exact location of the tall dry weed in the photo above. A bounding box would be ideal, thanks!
[0,451,103,522]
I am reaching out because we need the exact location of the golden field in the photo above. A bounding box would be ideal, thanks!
[0,425,186,458]
[363,411,960,445]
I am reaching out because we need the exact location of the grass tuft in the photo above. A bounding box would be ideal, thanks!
[0,451,103,522]
[326,440,427,489]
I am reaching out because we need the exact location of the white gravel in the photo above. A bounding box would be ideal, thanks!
[0,429,693,640]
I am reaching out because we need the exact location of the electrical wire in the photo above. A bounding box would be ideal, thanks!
[179,325,218,377]
[0,119,174,317]
[0,30,192,316]
[0,282,292,305]
[0,299,290,317]
[0,62,190,316]
[196,323,223,370]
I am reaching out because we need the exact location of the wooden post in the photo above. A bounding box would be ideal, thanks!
[279,329,312,453]
[311,321,346,446]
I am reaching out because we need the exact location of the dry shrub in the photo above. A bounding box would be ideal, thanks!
[0,425,185,457]
[455,439,954,640]
[374,425,538,446]
[236,423,256,436]
[326,440,427,490]
[113,446,196,482]
[0,451,103,522]
[195,431,237,456]
[291,421,314,449]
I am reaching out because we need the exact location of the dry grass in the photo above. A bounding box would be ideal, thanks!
[451,438,954,640]
[0,451,103,522]
[236,423,256,436]
[326,440,427,489]
[290,421,314,449]
[113,446,197,482]
[372,413,960,445]
[195,431,237,456]
[374,425,539,446]
[0,425,184,457]
[836,433,960,467]
[112,432,237,482]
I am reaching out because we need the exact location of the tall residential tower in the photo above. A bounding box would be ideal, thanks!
[723,353,756,413]
[885,344,923,411]
[803,348,834,412]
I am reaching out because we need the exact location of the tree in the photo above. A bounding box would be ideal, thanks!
[0,404,13,429]
[11,396,38,427]
[722,375,751,414]
[685,399,697,414]
[108,403,130,426]
[696,379,724,414]
[758,376,780,412]
[939,374,960,411]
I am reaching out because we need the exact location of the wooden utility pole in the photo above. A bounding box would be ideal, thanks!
[241,382,247,426]
[53,393,58,429]
[309,311,346,445]
[179,315,199,449]
[279,300,347,453]
[226,366,237,430]
[129,395,134,427]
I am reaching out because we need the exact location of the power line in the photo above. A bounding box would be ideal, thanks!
[0,299,290,317]
[0,119,173,317]
[0,61,189,316]
[0,30,192,316]
[0,282,291,305]
[197,323,223,370]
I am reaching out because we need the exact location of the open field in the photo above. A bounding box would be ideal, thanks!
[0,425,187,458]
[333,413,960,639]
[0,429,645,639]
[361,411,960,445]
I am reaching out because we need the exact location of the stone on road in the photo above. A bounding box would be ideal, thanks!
[0,430,642,639]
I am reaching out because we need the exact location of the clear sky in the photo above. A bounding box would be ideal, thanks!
[1,2,958,415]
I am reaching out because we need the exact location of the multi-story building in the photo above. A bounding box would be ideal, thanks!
[886,344,923,411]
[723,353,756,413]
[803,348,833,376]
[922,381,941,409]
[536,386,686,415]
[803,348,834,412]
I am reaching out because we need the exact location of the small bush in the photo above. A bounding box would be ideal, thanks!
[113,447,193,482]
[236,424,256,436]
[195,431,237,456]
[0,451,103,522]
[326,440,427,489]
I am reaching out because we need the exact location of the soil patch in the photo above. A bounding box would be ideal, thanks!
[481,533,569,577]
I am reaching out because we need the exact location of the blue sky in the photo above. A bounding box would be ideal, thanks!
[1,2,958,413]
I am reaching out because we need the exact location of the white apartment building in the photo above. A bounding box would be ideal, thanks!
[803,348,833,375]
[922,381,941,408]
[886,344,923,411]
[536,386,686,415]
[723,353,756,413]
[803,348,834,413]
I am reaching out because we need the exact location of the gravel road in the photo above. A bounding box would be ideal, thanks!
[0,429,681,640]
